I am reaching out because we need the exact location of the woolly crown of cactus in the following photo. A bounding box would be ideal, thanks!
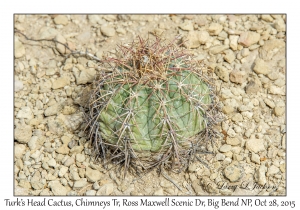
[86,35,220,174]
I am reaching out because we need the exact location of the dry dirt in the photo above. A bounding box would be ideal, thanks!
[14,14,286,196]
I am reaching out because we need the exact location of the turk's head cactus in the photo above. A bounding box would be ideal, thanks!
[86,35,220,174]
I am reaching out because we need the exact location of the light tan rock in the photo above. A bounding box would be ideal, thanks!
[15,186,29,195]
[63,157,75,167]
[256,165,267,185]
[226,137,241,146]
[54,15,69,25]
[44,103,59,116]
[75,154,85,162]
[224,50,235,63]
[229,35,239,50]
[73,67,96,85]
[274,106,285,116]
[224,164,243,182]
[70,145,84,155]
[209,45,229,54]
[15,80,24,92]
[39,79,52,93]
[15,37,25,58]
[215,65,229,82]
[222,105,234,114]
[264,98,275,108]
[251,153,260,164]
[16,107,33,120]
[52,77,70,89]
[47,118,65,136]
[96,183,114,195]
[15,144,26,158]
[274,18,286,32]
[246,138,265,153]
[69,171,80,181]
[267,165,280,176]
[73,178,88,189]
[179,20,194,31]
[246,78,261,94]
[48,181,68,195]
[219,144,232,153]
[198,31,210,44]
[232,113,243,122]
[253,59,270,75]
[61,135,72,144]
[269,85,285,95]
[238,32,260,47]
[100,25,116,37]
[279,163,285,173]
[88,15,102,24]
[261,15,274,22]
[208,23,223,35]
[55,34,67,54]
[55,144,70,155]
[15,124,32,144]
[230,70,246,84]
[58,166,69,177]
[153,188,164,195]
[183,31,201,49]
[259,39,285,60]
[86,167,102,182]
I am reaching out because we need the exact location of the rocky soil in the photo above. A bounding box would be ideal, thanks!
[14,14,286,196]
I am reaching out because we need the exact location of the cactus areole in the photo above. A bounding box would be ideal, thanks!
[87,36,218,171]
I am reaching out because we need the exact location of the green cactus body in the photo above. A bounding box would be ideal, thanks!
[98,70,211,153]
[86,36,220,173]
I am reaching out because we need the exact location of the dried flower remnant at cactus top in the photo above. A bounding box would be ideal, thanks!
[86,35,221,174]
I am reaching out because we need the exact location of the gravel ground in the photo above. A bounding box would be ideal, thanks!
[14,14,286,196]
